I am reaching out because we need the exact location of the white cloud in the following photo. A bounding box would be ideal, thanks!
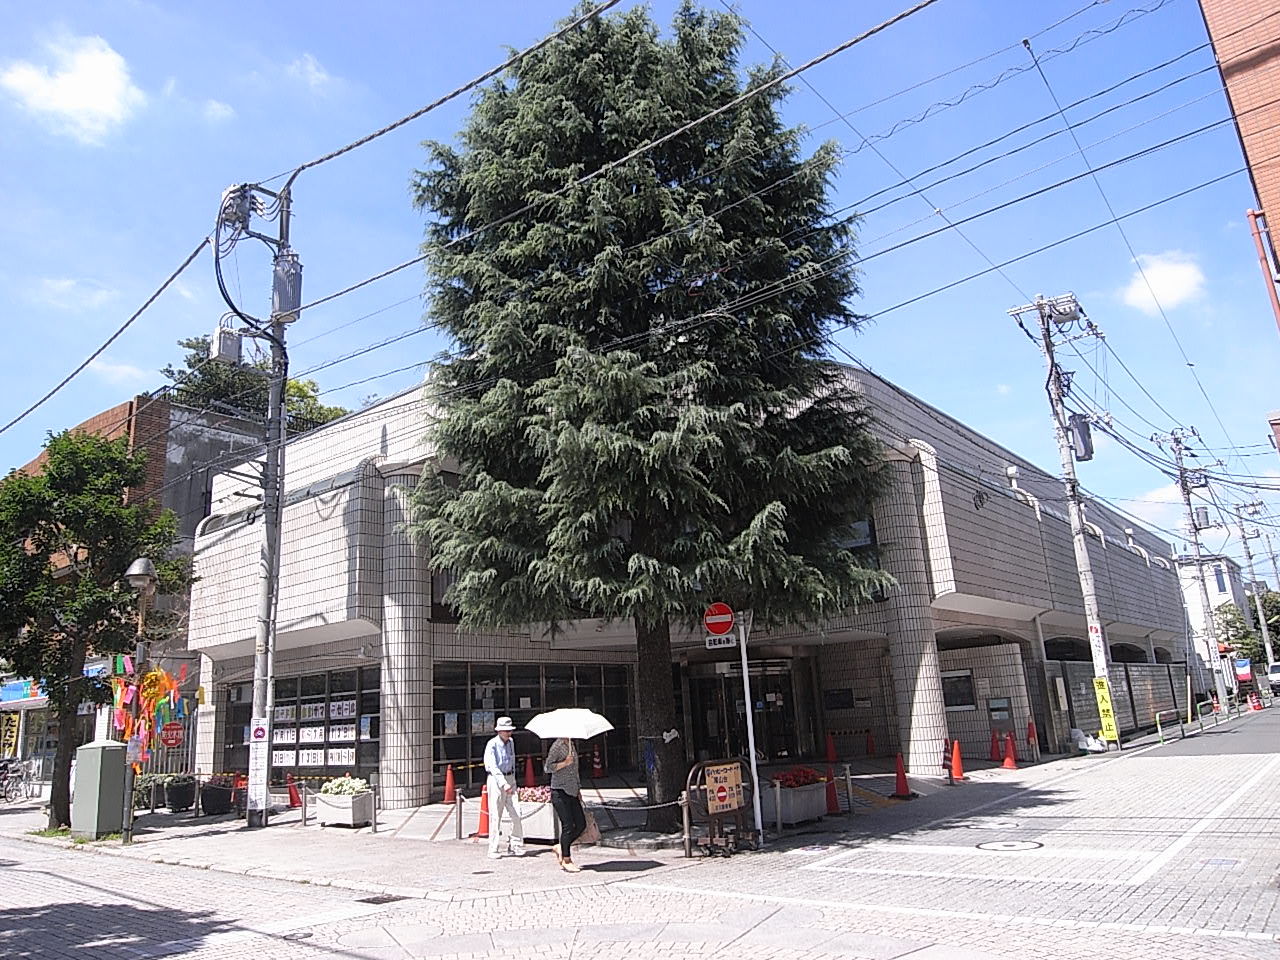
[1121,251,1205,315]
[996,384,1011,395]
[1117,482,1185,538]
[287,53,333,92]
[0,34,144,143]
[89,358,148,385]
[171,279,197,302]
[203,98,234,122]
[30,276,116,311]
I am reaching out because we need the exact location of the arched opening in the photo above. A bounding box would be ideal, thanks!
[1045,636,1090,661]
[1153,646,1174,664]
[1110,643,1149,664]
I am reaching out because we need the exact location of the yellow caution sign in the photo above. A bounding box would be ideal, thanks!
[1093,677,1121,743]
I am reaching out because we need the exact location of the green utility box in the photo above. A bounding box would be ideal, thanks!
[70,740,126,840]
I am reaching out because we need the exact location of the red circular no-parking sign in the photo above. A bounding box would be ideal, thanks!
[716,784,728,804]
[704,602,735,636]
[160,721,184,748]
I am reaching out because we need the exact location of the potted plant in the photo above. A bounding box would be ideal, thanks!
[164,774,196,812]
[133,773,166,810]
[316,775,374,828]
[759,766,828,825]
[201,774,235,816]
[516,785,557,841]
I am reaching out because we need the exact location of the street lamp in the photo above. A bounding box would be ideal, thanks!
[121,557,157,845]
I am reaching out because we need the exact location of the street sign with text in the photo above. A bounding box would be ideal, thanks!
[704,602,734,636]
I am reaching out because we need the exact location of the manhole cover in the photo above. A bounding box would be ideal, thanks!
[954,820,1020,831]
[356,894,409,904]
[976,840,1043,852]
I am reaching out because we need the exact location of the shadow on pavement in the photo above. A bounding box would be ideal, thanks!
[0,901,231,958]
[582,859,665,872]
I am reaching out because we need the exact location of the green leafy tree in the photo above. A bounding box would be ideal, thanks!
[0,432,187,828]
[1214,601,1262,664]
[408,3,889,829]
[160,336,349,426]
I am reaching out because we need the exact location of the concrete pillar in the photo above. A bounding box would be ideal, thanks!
[875,454,948,775]
[380,472,432,808]
[194,654,220,774]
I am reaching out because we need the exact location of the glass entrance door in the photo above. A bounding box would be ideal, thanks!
[684,659,815,764]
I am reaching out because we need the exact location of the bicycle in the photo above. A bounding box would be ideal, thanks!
[0,763,21,802]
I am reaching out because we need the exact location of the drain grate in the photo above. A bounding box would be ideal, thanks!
[976,840,1043,852]
[356,894,410,904]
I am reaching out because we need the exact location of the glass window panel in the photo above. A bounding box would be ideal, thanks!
[300,673,327,698]
[274,677,299,700]
[545,665,574,708]
[330,670,357,694]
[433,663,467,711]
[470,664,505,710]
[361,665,381,691]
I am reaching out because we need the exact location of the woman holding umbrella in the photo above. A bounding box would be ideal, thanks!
[544,737,586,872]
[528,708,613,873]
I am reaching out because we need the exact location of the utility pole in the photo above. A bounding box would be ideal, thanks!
[1157,428,1231,707]
[214,183,301,828]
[1266,532,1280,597]
[1234,502,1275,667]
[1009,293,1120,743]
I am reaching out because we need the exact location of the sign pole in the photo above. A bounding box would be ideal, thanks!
[737,612,763,846]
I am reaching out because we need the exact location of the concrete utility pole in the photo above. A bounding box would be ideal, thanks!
[215,183,301,828]
[1009,295,1112,682]
[1159,429,1231,706]
[1234,503,1276,668]
[1266,532,1280,598]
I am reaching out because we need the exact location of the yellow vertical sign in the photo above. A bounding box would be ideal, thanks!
[0,713,18,758]
[1092,677,1121,743]
[705,761,744,814]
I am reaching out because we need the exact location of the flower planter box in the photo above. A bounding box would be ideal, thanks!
[316,791,374,828]
[760,782,826,825]
[165,780,196,812]
[519,800,558,841]
[200,785,234,816]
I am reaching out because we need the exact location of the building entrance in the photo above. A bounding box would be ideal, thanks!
[681,657,819,765]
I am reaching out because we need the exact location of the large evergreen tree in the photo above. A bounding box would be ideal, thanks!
[409,2,889,829]
[0,432,186,828]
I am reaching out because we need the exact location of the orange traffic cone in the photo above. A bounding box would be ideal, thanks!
[1002,731,1018,770]
[443,764,456,804]
[865,728,876,756]
[476,784,490,838]
[893,752,910,799]
[286,774,301,808]
[825,765,840,814]
[825,732,838,764]
[523,755,535,788]
[592,743,605,778]
[950,739,965,781]
[989,730,1002,763]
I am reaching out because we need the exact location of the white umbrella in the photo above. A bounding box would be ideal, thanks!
[526,708,614,741]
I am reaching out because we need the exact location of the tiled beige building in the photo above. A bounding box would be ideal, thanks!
[188,368,1193,806]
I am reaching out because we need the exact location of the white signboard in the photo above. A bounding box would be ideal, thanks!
[706,634,738,650]
[247,716,270,812]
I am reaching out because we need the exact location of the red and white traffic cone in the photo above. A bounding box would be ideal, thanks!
[476,784,490,838]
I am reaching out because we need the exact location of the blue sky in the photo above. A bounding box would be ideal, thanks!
[3,0,1280,571]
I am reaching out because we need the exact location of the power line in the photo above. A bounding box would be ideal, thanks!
[262,0,624,188]
[1025,36,1259,485]
[0,236,211,437]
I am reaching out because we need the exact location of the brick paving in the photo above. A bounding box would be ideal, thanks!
[1,709,1276,959]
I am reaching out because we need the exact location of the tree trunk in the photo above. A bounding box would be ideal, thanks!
[634,616,684,833]
[47,698,79,829]
[47,644,88,830]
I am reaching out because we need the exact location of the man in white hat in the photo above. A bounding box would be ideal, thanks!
[483,716,525,859]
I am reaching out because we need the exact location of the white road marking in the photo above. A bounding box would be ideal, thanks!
[805,865,1134,885]
[623,881,1280,943]
[856,841,1154,861]
[1126,753,1280,886]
